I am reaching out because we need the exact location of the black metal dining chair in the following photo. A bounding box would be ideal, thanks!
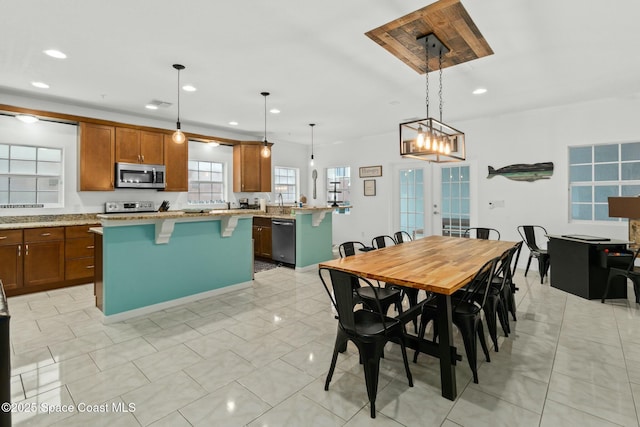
[463,227,501,240]
[413,256,499,384]
[601,247,640,304]
[319,267,413,419]
[394,231,413,244]
[337,241,403,316]
[371,235,397,249]
[517,225,550,283]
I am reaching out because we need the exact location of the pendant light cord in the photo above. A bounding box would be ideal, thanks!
[263,94,267,142]
[425,42,430,118]
[439,52,443,122]
[177,67,181,123]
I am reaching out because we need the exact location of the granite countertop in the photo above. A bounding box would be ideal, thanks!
[0,213,101,230]
[0,205,344,229]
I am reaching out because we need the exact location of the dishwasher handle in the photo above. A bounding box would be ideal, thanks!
[272,220,294,226]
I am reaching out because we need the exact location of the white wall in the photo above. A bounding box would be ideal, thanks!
[316,96,640,252]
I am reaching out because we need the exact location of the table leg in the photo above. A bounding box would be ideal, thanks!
[436,293,457,400]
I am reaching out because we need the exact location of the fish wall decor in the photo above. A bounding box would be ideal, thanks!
[487,162,554,182]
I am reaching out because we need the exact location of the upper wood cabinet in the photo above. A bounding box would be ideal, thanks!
[115,128,164,164]
[79,122,115,191]
[163,134,188,191]
[233,143,271,192]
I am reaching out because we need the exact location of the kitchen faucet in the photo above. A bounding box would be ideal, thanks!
[278,193,284,213]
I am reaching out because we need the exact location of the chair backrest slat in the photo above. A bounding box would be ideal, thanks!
[319,268,388,333]
[372,235,396,249]
[517,225,548,252]
[339,241,366,258]
[463,227,500,240]
[454,256,499,312]
[394,231,413,244]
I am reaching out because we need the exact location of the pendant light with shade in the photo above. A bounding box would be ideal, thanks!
[309,123,315,166]
[260,92,271,158]
[172,64,186,144]
[399,33,465,162]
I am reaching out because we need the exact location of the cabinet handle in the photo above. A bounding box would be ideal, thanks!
[87,245,95,249]
[18,244,21,257]
[86,265,95,269]
[0,236,6,240]
[141,154,144,162]
[25,244,28,255]
[41,232,51,236]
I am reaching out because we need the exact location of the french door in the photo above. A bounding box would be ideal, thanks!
[396,163,471,238]
[434,165,471,236]
[399,168,425,239]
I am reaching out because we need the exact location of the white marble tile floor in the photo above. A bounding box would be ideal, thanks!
[7,266,640,426]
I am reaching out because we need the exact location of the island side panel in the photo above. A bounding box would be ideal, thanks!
[295,213,333,268]
[102,218,252,316]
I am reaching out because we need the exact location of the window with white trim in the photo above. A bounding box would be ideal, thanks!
[188,160,225,203]
[326,166,350,206]
[569,142,640,221]
[0,143,63,207]
[274,167,298,203]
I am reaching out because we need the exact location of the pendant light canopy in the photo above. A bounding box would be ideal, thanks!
[260,92,271,158]
[172,64,186,144]
[399,34,465,162]
[309,123,315,166]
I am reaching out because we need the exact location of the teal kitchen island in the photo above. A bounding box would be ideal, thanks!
[95,207,334,322]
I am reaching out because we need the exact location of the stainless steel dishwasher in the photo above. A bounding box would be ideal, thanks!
[271,218,296,266]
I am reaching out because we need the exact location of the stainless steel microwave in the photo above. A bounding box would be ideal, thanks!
[115,162,166,189]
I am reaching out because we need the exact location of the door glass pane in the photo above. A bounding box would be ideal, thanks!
[398,168,424,239]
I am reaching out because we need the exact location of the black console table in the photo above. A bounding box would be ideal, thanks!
[548,235,631,300]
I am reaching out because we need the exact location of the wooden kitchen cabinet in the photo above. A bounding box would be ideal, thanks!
[163,134,188,191]
[65,225,96,281]
[116,128,164,165]
[253,217,272,259]
[233,142,271,192]
[23,227,65,288]
[0,230,23,290]
[79,122,115,191]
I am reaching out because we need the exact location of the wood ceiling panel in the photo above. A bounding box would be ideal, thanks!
[365,0,493,74]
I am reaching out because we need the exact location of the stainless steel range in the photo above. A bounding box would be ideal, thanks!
[104,201,155,214]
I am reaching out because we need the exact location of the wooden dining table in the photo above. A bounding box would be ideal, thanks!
[319,235,516,401]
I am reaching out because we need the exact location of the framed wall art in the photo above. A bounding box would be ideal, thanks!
[359,165,382,178]
[364,179,376,196]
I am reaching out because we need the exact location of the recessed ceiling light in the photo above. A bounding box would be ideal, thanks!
[145,104,159,110]
[182,85,196,92]
[269,108,280,114]
[472,88,487,95]
[43,49,67,59]
[229,121,238,126]
[31,81,50,89]
[15,114,39,124]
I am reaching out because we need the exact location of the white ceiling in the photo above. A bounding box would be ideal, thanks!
[2,0,640,146]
